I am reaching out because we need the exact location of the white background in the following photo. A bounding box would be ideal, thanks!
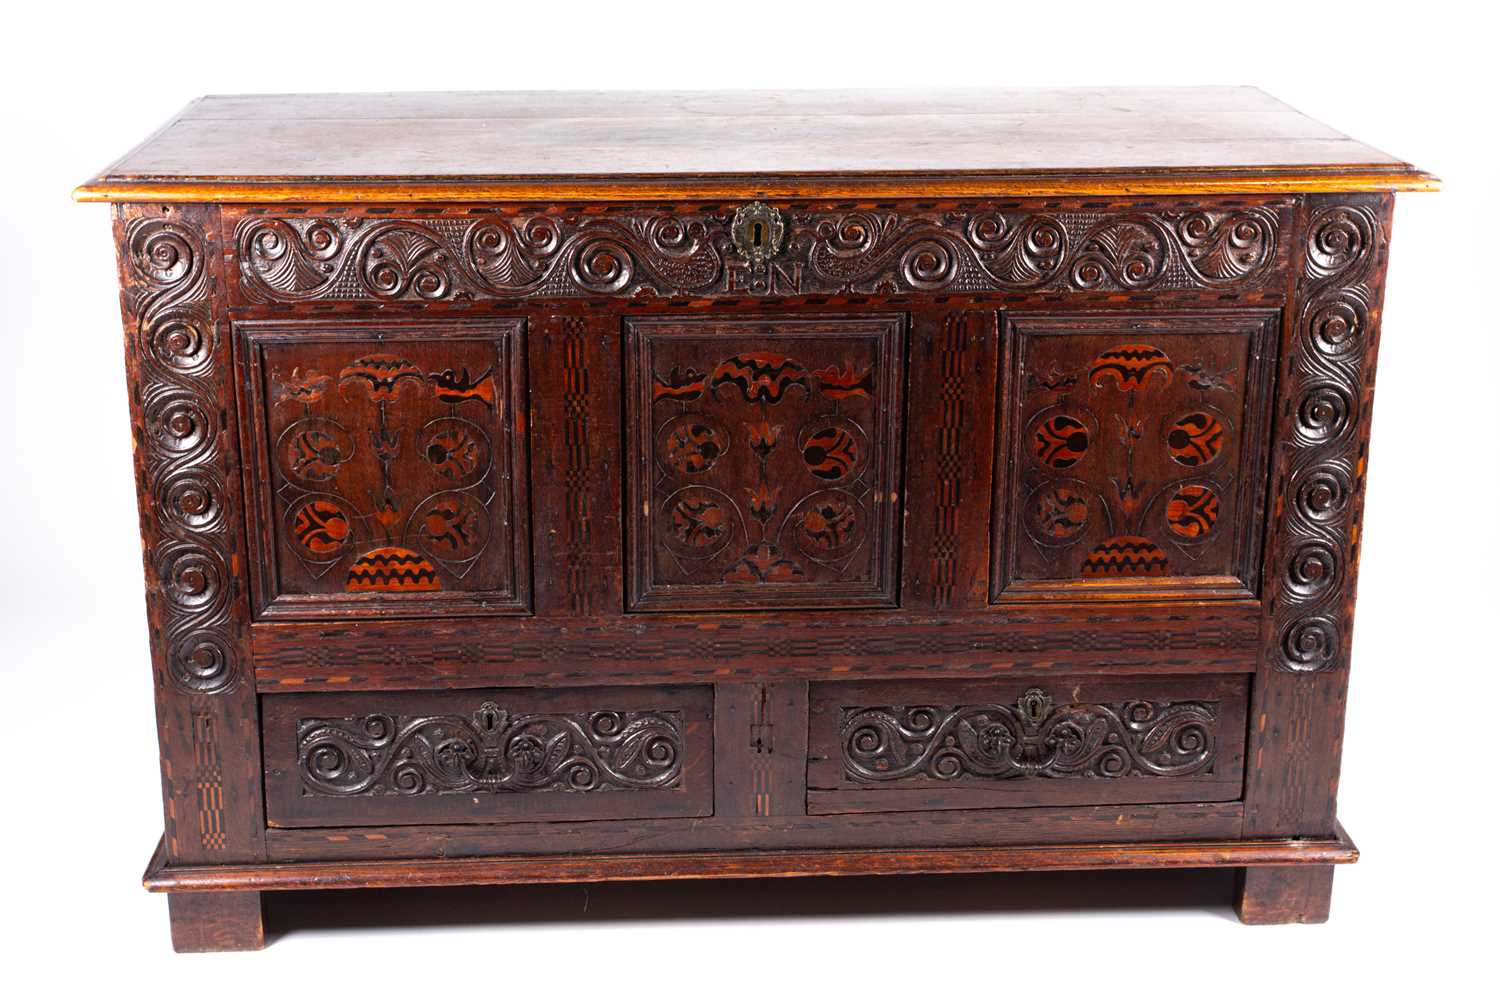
[2,0,1493,991]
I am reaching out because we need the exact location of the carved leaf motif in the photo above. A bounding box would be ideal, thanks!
[843,689,1218,782]
[298,706,684,796]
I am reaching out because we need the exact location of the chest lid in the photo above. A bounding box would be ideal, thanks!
[74,87,1434,203]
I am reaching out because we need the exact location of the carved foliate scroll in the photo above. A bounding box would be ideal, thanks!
[842,688,1220,782]
[230,201,1289,302]
[298,703,684,796]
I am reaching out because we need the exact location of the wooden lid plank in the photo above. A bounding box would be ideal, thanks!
[74,87,1436,202]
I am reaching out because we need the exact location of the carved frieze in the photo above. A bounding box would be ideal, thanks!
[230,200,1289,302]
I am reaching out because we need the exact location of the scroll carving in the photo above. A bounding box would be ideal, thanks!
[1264,200,1388,673]
[842,688,1218,782]
[298,703,683,796]
[122,212,242,695]
[233,202,1287,302]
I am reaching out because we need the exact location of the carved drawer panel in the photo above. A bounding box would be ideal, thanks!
[992,312,1278,601]
[263,685,712,827]
[625,315,905,611]
[237,320,530,618]
[807,675,1247,815]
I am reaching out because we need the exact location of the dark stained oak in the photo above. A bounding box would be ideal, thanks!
[74,88,1435,202]
[166,891,264,952]
[81,89,1431,950]
[144,827,1358,893]
[1236,865,1338,924]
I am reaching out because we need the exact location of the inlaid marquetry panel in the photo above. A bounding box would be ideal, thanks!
[992,312,1278,601]
[626,316,905,611]
[236,320,531,618]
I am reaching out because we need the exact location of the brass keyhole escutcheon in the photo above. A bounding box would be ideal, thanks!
[731,202,785,264]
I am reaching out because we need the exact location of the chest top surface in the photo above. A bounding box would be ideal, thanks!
[74,87,1434,202]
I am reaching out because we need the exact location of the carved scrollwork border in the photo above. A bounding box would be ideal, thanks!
[1262,196,1391,673]
[228,199,1291,303]
[119,207,245,695]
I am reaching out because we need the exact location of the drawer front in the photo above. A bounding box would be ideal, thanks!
[263,685,712,827]
[237,319,531,619]
[808,675,1246,814]
[625,315,906,611]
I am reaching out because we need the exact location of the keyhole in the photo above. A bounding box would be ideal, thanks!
[751,221,764,247]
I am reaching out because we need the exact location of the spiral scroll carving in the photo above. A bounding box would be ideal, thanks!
[842,687,1218,782]
[124,213,242,695]
[1265,199,1388,674]
[233,202,1286,302]
[297,703,683,796]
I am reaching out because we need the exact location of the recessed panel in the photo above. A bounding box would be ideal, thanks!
[238,320,530,618]
[626,316,905,611]
[993,312,1277,601]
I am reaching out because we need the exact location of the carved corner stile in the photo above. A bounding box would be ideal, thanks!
[1243,192,1393,839]
[113,203,266,866]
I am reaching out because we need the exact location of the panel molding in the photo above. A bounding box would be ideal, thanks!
[625,315,906,611]
[991,310,1279,602]
[235,319,532,619]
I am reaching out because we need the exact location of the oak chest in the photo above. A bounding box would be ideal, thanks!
[75,87,1435,950]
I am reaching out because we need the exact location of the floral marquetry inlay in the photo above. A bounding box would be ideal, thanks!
[627,317,905,610]
[238,322,530,618]
[994,312,1278,600]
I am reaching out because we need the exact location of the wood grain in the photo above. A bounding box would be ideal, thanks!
[143,826,1358,893]
[73,88,1435,202]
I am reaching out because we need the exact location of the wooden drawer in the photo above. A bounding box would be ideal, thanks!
[808,674,1246,814]
[263,685,712,827]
